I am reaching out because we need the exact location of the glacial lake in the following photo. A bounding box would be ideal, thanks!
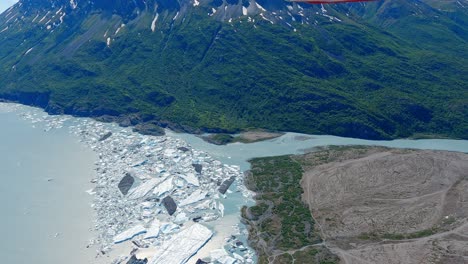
[0,105,99,263]
[1,102,467,264]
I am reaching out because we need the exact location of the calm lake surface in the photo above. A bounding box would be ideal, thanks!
[0,106,98,264]
[1,102,467,264]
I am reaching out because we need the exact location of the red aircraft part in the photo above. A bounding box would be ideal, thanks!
[292,0,376,4]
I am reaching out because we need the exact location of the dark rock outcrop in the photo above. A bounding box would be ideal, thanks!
[162,196,177,215]
[99,131,113,141]
[126,255,148,264]
[218,176,236,194]
[192,164,203,174]
[132,122,165,136]
[118,173,135,195]
[178,147,190,152]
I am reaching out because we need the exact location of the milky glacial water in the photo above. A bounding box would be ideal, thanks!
[1,101,467,264]
[0,107,99,264]
[167,131,468,169]
[169,130,468,262]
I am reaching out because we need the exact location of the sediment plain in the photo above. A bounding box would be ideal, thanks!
[299,147,468,264]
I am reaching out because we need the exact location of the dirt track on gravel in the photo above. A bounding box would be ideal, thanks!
[299,147,468,264]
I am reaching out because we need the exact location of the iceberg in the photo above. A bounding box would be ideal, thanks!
[113,225,146,244]
[210,249,237,264]
[160,222,180,234]
[175,178,185,188]
[218,256,237,264]
[174,212,188,224]
[152,178,173,197]
[149,224,213,264]
[140,201,155,209]
[128,178,164,199]
[179,173,200,186]
[218,202,225,218]
[142,209,154,218]
[144,219,161,239]
[179,190,208,207]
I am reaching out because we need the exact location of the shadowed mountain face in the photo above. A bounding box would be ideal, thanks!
[0,0,466,139]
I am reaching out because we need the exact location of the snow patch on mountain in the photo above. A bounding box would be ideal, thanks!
[256,3,266,12]
[38,11,50,23]
[70,0,77,9]
[115,23,125,35]
[24,47,33,55]
[151,13,158,32]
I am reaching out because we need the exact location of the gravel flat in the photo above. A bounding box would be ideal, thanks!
[299,147,468,264]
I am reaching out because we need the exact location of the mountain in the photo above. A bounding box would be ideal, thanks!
[0,0,466,139]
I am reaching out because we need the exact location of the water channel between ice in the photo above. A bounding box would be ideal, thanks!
[1,102,467,264]
[167,131,468,169]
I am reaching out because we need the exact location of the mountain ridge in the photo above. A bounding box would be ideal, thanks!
[0,0,466,139]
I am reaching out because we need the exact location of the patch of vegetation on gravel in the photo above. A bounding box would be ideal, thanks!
[242,155,338,264]
[359,228,438,241]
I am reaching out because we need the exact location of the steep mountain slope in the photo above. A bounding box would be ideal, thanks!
[0,0,466,139]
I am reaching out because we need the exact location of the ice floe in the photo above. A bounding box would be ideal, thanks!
[113,225,146,244]
[4,102,255,264]
[152,177,173,197]
[149,223,212,264]
[143,219,161,239]
[127,177,165,200]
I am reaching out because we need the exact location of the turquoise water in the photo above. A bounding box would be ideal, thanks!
[1,102,467,264]
[0,109,98,264]
[167,131,468,263]
[167,131,468,169]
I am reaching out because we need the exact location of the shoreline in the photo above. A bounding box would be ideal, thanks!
[0,98,462,143]
[2,102,256,264]
[241,146,468,264]
[2,101,468,264]
[298,147,468,264]
[68,113,255,263]
[200,131,285,146]
[0,103,102,264]
[242,155,340,264]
